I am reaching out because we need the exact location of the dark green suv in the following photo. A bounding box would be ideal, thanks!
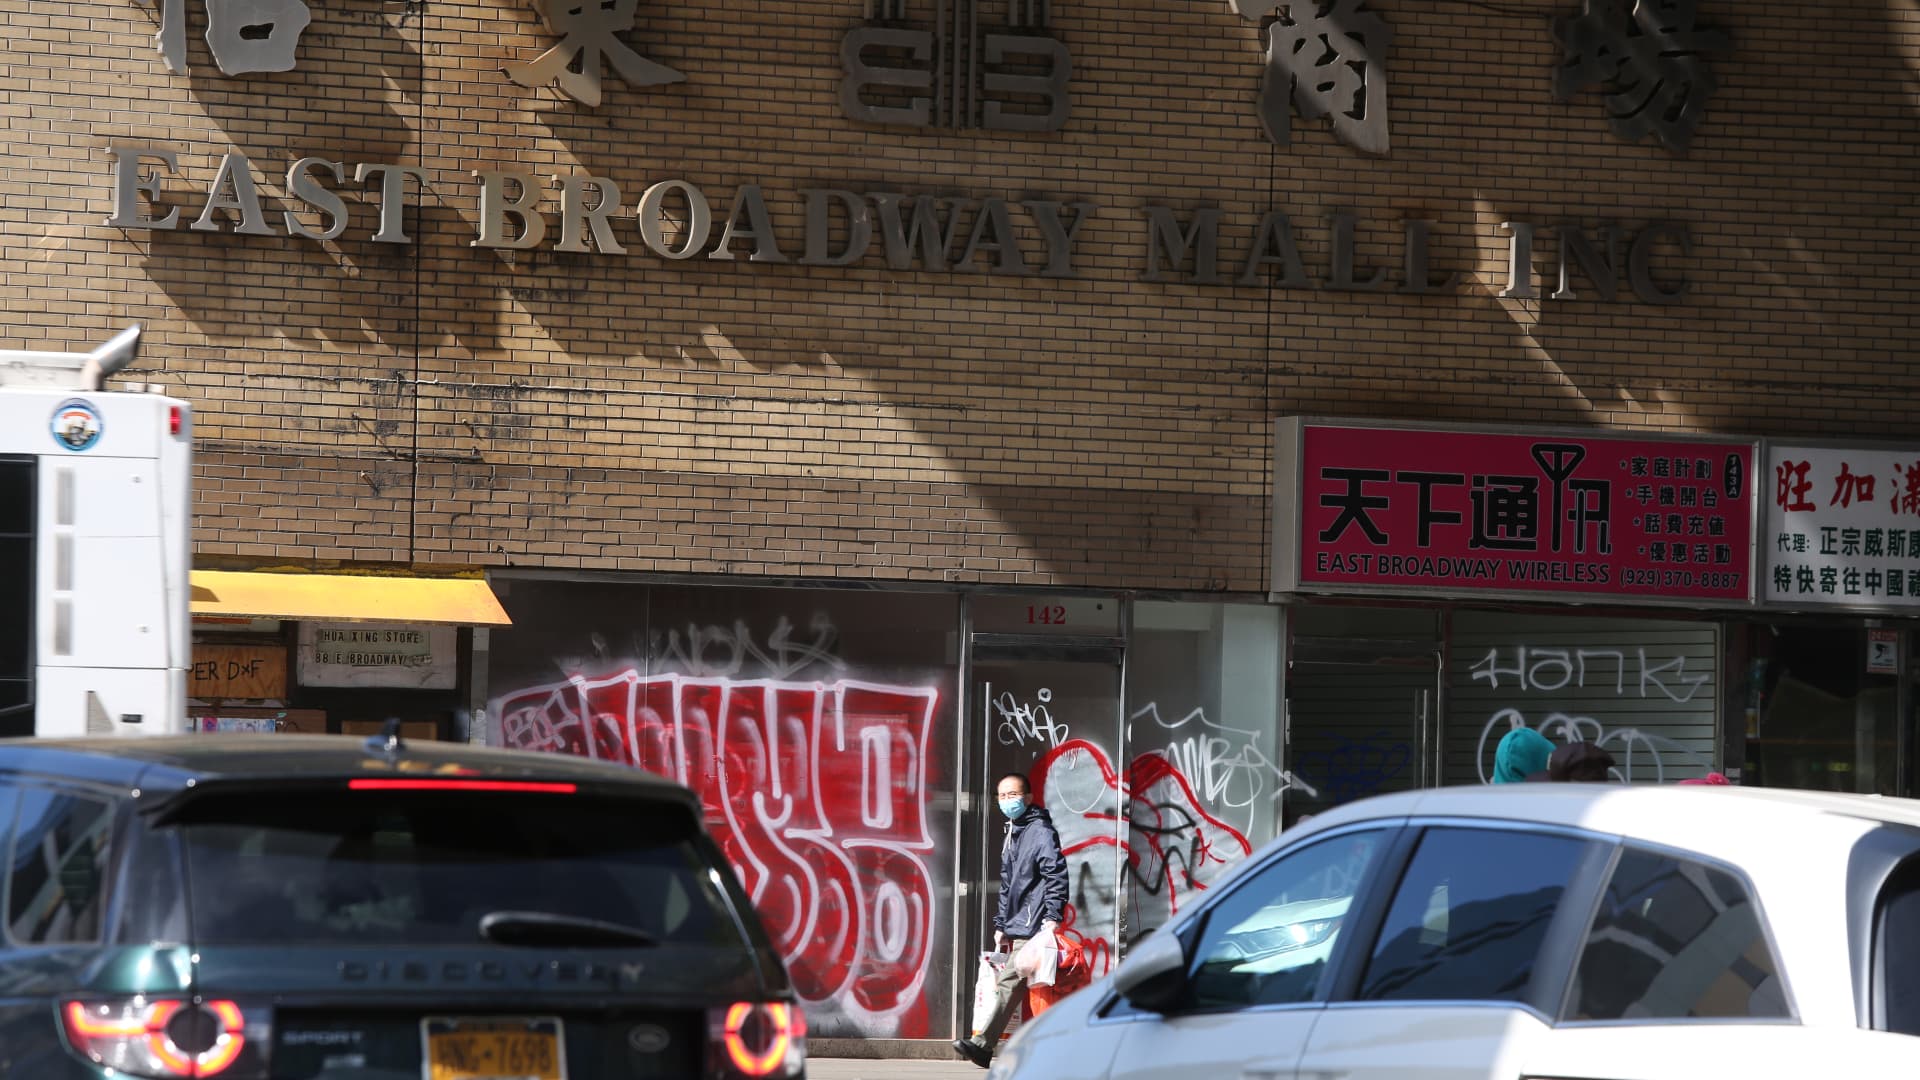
[0,732,805,1080]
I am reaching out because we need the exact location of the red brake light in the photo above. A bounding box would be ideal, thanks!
[62,998,246,1077]
[711,1001,805,1079]
[347,778,577,793]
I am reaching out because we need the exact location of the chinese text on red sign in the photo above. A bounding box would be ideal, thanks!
[1297,426,1754,602]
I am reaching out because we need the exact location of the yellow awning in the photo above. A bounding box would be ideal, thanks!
[190,571,512,627]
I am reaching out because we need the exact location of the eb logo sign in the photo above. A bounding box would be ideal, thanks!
[841,1,1070,132]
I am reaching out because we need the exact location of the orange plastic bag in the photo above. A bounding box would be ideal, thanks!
[1025,936,1092,1017]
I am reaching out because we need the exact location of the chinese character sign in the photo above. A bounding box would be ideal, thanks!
[505,0,683,107]
[1229,0,1393,155]
[1763,445,1920,609]
[1552,0,1730,154]
[1290,424,1755,602]
[138,0,312,75]
[130,0,680,105]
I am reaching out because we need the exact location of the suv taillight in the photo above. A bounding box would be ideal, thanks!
[61,998,246,1077]
[708,1001,806,1079]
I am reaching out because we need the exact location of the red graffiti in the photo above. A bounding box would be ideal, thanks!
[1031,738,1252,977]
[494,672,940,1036]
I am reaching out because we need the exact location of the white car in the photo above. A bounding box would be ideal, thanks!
[990,784,1920,1080]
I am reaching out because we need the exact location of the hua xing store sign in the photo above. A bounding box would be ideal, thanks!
[1273,419,1760,606]
[102,147,1694,304]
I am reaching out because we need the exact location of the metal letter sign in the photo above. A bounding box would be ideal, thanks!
[1554,0,1731,153]
[132,0,681,105]
[1228,0,1393,155]
[507,0,684,106]
[841,1,1071,132]
[138,0,312,74]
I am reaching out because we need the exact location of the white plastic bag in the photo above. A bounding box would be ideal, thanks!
[969,951,1007,1038]
[1013,927,1060,987]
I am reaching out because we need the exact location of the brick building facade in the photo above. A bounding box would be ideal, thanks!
[11,0,1912,586]
[4,0,1918,1044]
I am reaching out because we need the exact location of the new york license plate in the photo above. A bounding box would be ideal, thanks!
[422,1017,566,1080]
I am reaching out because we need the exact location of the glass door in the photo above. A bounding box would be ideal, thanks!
[1282,607,1442,823]
[1749,624,1899,793]
[1905,628,1917,796]
[963,637,1125,1008]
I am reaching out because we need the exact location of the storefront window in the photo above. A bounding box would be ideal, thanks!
[188,619,458,739]
[1748,625,1900,795]
[486,579,961,1040]
[0,458,32,732]
[1911,631,1920,795]
[1285,607,1441,816]
[1125,601,1281,942]
[1910,631,1919,795]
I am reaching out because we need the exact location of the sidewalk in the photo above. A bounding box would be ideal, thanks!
[809,1054,982,1079]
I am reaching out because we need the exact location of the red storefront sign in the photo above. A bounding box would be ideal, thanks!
[1283,422,1757,602]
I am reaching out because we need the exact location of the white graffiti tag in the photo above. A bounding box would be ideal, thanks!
[654,613,845,680]
[1134,703,1315,836]
[993,687,1070,748]
[1469,646,1709,703]
[1476,708,1713,784]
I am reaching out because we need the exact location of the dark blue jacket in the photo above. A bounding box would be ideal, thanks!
[996,804,1068,939]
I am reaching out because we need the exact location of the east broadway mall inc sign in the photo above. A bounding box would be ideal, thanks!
[104,147,1694,303]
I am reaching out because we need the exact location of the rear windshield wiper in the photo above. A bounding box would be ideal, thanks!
[478,910,660,948]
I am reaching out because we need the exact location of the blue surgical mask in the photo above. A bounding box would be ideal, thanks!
[998,797,1025,820]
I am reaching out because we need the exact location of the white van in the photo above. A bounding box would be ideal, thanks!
[0,326,192,736]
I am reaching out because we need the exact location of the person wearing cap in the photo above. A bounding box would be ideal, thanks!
[1493,726,1555,784]
[1539,740,1616,782]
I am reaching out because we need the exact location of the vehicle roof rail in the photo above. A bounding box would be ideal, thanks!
[0,324,143,390]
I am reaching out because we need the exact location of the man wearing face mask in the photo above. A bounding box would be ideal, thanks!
[953,772,1068,1068]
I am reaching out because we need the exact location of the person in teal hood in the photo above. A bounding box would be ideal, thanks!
[1493,726,1555,784]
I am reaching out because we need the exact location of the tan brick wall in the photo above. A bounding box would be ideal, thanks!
[2,1,1915,592]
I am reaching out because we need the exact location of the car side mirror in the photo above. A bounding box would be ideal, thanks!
[1110,927,1187,1012]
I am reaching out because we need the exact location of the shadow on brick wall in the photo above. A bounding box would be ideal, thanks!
[136,0,1920,585]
